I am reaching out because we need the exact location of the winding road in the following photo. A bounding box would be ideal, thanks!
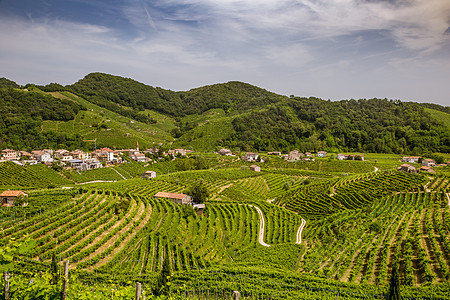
[296,219,307,244]
[248,204,270,247]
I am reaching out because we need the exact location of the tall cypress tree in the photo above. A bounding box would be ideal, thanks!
[387,262,401,300]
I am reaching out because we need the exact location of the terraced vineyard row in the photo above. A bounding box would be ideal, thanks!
[86,168,261,197]
[1,189,304,276]
[0,161,55,188]
[276,171,427,219]
[302,191,450,285]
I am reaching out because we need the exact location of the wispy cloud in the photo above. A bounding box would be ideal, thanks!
[0,0,449,105]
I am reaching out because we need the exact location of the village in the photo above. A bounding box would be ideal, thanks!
[0,143,445,176]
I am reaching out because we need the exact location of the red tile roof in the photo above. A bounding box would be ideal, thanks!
[154,192,187,200]
[0,190,27,197]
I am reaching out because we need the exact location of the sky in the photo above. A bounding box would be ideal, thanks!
[0,0,449,106]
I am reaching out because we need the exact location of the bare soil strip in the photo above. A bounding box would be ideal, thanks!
[73,200,138,264]
[89,202,152,270]
[248,204,270,247]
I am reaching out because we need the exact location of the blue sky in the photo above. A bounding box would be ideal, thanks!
[1,0,449,106]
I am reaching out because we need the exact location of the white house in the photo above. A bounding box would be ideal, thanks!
[32,151,53,163]
[402,156,420,163]
[317,151,327,158]
[422,159,435,167]
[337,154,346,160]
[142,170,156,179]
[244,152,259,162]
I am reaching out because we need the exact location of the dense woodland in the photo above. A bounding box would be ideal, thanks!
[0,73,449,154]
[230,97,449,153]
[0,85,86,150]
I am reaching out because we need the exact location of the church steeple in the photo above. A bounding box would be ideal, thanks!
[136,141,139,152]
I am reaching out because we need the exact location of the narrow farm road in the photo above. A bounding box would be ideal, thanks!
[248,204,270,247]
[77,180,116,185]
[111,167,127,180]
[296,219,307,244]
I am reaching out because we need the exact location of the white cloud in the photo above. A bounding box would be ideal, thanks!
[151,0,450,52]
[0,0,449,105]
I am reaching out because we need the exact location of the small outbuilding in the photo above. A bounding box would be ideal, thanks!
[154,192,192,205]
[419,166,436,173]
[250,165,261,172]
[1,190,28,207]
[142,170,156,179]
[422,159,435,167]
[397,164,416,173]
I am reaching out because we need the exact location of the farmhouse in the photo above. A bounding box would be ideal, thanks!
[154,192,192,205]
[173,149,187,156]
[250,165,261,172]
[267,151,281,156]
[1,190,28,207]
[218,148,232,156]
[422,159,435,167]
[402,156,421,163]
[317,151,327,158]
[337,154,365,161]
[419,166,436,173]
[397,164,416,173]
[244,152,259,162]
[287,150,302,161]
[142,170,156,179]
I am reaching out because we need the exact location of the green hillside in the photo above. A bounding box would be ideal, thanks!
[1,73,448,155]
[43,91,175,150]
[0,161,67,189]
[0,87,85,150]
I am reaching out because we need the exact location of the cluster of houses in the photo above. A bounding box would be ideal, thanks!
[218,149,330,162]
[0,144,193,172]
[397,157,447,174]
[219,149,369,162]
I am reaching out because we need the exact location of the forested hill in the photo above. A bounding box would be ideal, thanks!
[67,73,285,118]
[0,87,86,150]
[229,97,450,153]
[1,73,449,154]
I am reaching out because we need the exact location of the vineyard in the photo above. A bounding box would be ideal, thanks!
[1,158,450,299]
